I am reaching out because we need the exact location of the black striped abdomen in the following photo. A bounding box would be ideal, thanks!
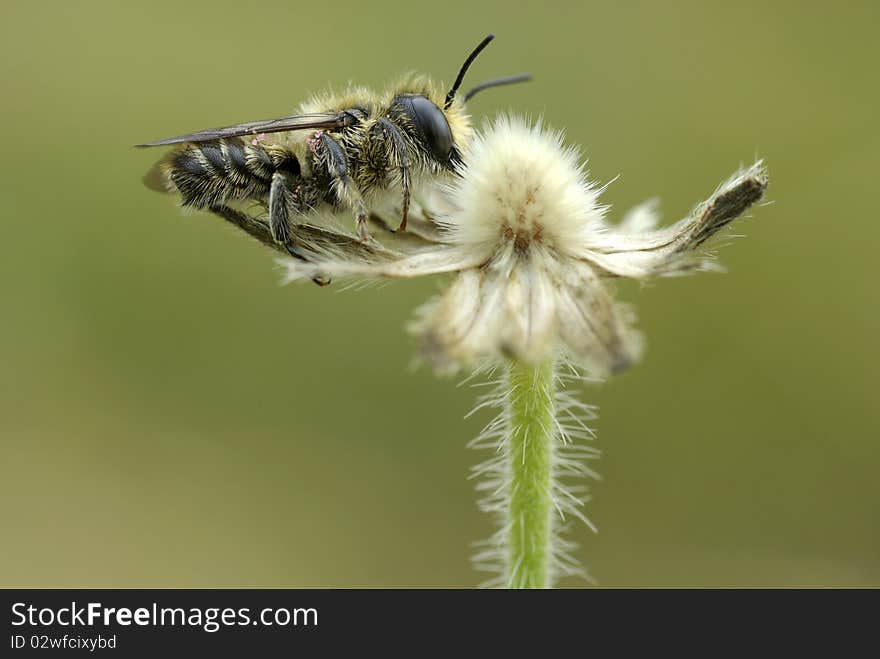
[168,138,301,209]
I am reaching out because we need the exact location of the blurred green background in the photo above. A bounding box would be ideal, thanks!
[1,0,877,587]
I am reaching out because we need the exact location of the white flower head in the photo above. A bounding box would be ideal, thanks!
[281,116,768,375]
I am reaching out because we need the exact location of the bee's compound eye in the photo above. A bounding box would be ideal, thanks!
[394,95,454,165]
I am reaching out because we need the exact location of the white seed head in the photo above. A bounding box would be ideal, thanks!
[440,116,607,257]
[411,118,636,373]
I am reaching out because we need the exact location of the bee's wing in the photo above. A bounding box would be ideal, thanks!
[135,112,353,147]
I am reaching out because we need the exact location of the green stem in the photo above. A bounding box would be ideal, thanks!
[505,358,557,588]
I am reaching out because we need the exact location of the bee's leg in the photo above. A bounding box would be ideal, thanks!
[314,132,369,242]
[209,204,330,286]
[269,170,297,249]
[374,118,411,232]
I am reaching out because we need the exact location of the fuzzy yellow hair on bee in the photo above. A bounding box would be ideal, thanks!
[137,34,530,285]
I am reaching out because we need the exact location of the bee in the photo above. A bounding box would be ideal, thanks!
[137,34,529,283]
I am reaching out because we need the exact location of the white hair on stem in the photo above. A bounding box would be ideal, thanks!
[468,360,600,587]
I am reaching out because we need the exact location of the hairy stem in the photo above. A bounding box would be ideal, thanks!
[504,358,557,588]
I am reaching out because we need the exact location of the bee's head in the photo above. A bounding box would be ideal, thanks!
[390,35,530,170]
[389,94,459,168]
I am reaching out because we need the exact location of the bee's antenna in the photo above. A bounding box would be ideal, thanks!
[445,34,495,109]
[464,73,532,102]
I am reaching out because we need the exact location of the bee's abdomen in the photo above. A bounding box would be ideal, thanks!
[167,138,301,209]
